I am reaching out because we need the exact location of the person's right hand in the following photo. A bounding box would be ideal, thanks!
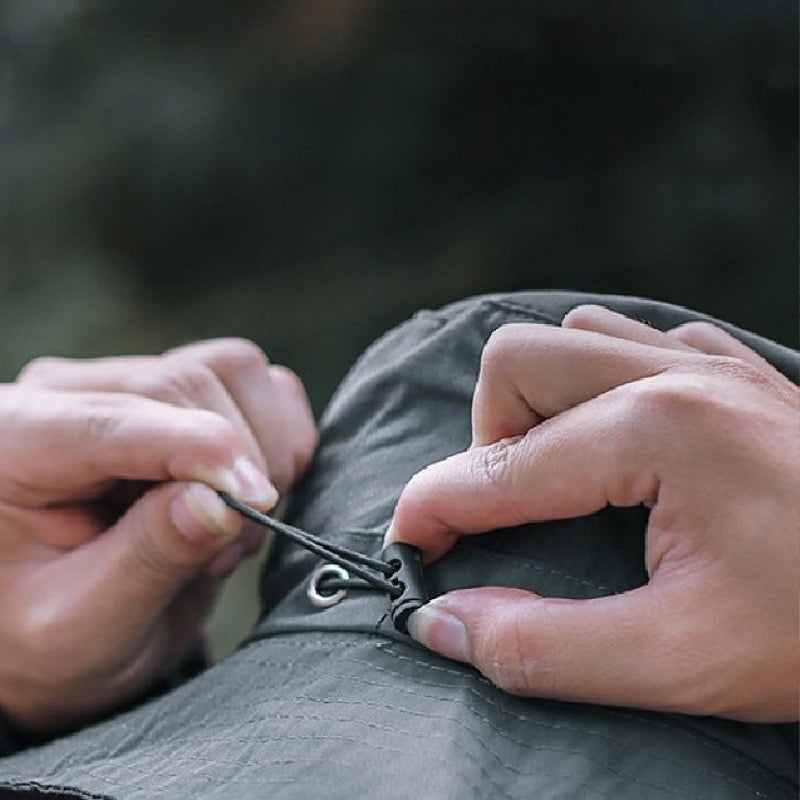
[0,338,316,735]
[387,308,799,723]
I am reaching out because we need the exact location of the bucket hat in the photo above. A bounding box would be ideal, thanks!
[1,291,797,799]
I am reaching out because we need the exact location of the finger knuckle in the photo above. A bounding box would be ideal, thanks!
[271,367,318,471]
[469,441,530,523]
[626,375,708,424]
[481,324,532,375]
[627,360,777,437]
[134,363,220,407]
[560,303,607,330]
[83,405,122,443]
[270,364,308,405]
[672,320,719,345]
[204,337,270,379]
[160,364,220,404]
[394,463,441,517]
[16,356,66,384]
[473,441,512,490]
[184,409,240,463]
[704,354,772,390]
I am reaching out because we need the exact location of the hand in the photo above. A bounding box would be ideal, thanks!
[386,307,799,722]
[0,338,316,734]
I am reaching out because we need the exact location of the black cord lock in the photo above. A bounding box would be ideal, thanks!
[382,542,428,634]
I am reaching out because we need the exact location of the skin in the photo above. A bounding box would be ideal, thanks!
[386,306,799,723]
[0,338,316,734]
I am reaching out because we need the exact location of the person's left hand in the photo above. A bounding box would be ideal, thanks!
[0,338,316,734]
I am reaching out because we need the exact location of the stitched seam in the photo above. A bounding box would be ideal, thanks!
[455,542,620,593]
[85,636,779,798]
[373,642,793,790]
[323,294,563,419]
[65,731,521,800]
[480,297,564,325]
[241,630,791,791]
[65,709,654,800]
[240,631,794,789]
[16,632,786,799]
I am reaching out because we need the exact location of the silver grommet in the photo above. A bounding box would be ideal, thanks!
[307,563,349,608]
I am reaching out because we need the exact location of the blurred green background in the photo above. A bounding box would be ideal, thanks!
[1,0,796,655]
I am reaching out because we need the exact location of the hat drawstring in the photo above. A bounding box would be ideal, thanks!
[219,492,427,634]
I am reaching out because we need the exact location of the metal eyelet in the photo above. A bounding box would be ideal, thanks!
[307,563,350,608]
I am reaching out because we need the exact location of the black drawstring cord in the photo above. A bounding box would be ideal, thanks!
[315,576,379,593]
[218,492,399,597]
[218,492,428,634]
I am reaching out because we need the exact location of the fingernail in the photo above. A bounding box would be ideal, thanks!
[407,598,470,663]
[382,520,398,547]
[174,483,235,541]
[231,457,279,507]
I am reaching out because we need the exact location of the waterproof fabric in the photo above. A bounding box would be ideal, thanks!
[1,291,798,799]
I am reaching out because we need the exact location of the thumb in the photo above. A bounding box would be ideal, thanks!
[407,586,690,714]
[63,481,246,640]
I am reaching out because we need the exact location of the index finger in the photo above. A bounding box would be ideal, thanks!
[387,372,663,561]
[165,340,317,493]
[0,387,276,508]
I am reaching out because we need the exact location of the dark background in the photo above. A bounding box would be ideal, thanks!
[0,0,797,416]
